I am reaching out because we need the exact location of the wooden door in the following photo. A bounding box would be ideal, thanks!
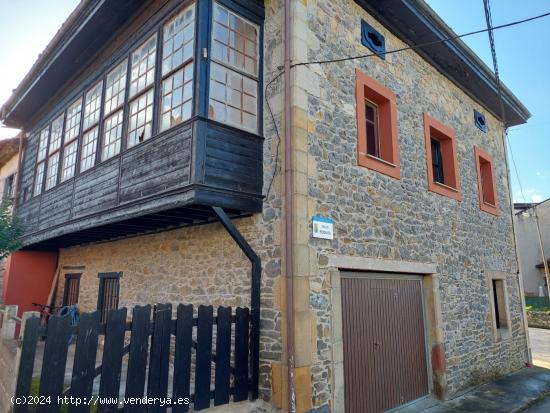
[341,274,429,413]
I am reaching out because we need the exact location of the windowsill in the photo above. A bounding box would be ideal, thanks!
[358,152,401,180]
[495,327,512,342]
[366,153,397,167]
[427,179,462,201]
[480,200,499,216]
[433,181,459,193]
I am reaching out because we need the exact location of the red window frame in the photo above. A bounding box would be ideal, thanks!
[355,68,400,179]
[423,113,461,201]
[474,146,499,215]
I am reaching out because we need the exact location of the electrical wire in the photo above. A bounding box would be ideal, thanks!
[263,10,550,198]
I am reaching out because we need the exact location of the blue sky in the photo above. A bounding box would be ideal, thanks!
[0,0,548,203]
[426,0,550,203]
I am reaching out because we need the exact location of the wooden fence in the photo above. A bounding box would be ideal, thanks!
[14,303,256,413]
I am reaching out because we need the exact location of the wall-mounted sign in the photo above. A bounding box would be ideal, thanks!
[312,216,334,240]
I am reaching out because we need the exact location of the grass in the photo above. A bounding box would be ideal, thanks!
[30,377,97,413]
[525,297,550,312]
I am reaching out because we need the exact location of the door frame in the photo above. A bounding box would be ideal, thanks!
[329,255,447,413]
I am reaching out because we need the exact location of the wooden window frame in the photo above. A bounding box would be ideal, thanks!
[33,127,50,196]
[475,146,499,216]
[97,272,123,323]
[208,1,260,134]
[423,113,461,201]
[355,68,400,179]
[2,173,16,200]
[24,0,264,199]
[62,273,81,306]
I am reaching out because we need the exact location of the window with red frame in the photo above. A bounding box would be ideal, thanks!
[355,68,400,179]
[423,113,461,201]
[475,146,498,215]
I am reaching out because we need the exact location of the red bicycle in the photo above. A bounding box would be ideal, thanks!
[31,302,58,326]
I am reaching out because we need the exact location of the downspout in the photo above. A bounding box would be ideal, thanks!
[283,0,296,412]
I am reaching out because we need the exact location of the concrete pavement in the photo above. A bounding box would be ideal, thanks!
[530,327,550,369]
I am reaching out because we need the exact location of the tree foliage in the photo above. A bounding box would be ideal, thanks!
[0,200,23,260]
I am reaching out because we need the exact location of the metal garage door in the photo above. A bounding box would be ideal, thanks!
[341,274,429,413]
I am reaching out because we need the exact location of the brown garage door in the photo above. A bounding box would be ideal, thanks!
[341,274,429,413]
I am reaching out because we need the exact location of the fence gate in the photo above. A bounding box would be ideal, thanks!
[15,303,257,412]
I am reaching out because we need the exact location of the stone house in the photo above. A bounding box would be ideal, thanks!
[514,200,550,297]
[0,0,531,412]
[0,136,20,301]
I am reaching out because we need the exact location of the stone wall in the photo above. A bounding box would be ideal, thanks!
[286,0,528,409]
[527,311,550,329]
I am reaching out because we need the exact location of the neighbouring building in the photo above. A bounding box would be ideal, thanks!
[0,136,20,302]
[515,200,550,297]
[0,0,532,412]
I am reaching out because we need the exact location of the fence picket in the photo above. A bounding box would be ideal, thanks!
[124,305,151,413]
[15,301,254,412]
[173,304,193,413]
[234,307,250,402]
[194,305,213,410]
[98,308,127,413]
[214,306,231,406]
[68,311,100,413]
[147,303,172,413]
[14,316,41,413]
[37,315,72,413]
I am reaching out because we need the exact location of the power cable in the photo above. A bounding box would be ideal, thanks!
[263,10,550,198]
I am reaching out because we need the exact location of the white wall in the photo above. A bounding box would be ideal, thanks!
[515,200,550,296]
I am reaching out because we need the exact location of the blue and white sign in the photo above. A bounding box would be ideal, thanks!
[312,216,334,240]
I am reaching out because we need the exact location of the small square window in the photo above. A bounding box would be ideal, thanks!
[475,146,499,215]
[355,68,400,179]
[361,20,385,58]
[423,114,461,200]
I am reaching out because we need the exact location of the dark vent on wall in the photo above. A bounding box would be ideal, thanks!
[474,110,488,132]
[361,20,385,59]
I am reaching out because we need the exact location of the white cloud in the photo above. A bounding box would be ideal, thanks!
[532,194,543,203]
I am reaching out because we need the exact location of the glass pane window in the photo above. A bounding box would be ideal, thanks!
[49,114,64,153]
[160,63,194,131]
[365,100,379,158]
[65,98,83,142]
[208,62,257,132]
[102,110,124,160]
[37,128,49,161]
[129,35,157,98]
[162,4,195,75]
[212,2,259,76]
[83,81,103,130]
[81,127,99,172]
[34,162,45,195]
[104,60,127,115]
[45,153,60,190]
[128,88,154,148]
[61,140,78,181]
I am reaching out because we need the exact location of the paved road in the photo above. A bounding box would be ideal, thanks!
[524,328,550,412]
[530,327,550,369]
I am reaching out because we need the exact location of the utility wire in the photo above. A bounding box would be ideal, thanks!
[263,10,550,198]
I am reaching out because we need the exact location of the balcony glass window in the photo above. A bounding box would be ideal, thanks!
[65,98,83,142]
[209,2,259,133]
[128,88,154,147]
[102,110,124,160]
[104,60,127,116]
[81,127,99,172]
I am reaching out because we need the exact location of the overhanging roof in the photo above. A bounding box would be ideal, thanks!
[355,0,530,126]
[0,0,146,129]
[1,0,528,128]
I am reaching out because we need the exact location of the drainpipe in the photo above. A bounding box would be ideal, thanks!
[283,0,296,411]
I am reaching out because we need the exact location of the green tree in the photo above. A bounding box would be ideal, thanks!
[0,200,23,260]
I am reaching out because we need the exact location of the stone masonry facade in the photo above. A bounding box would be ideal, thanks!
[287,0,528,410]
[53,0,528,412]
